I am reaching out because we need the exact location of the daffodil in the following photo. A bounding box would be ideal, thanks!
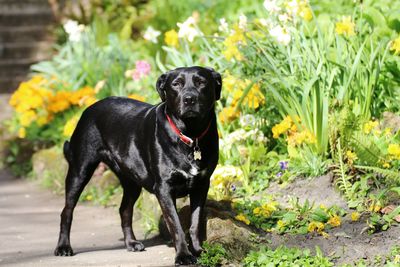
[390,36,400,55]
[218,106,240,124]
[143,26,161,43]
[164,29,179,47]
[335,16,355,36]
[177,16,200,42]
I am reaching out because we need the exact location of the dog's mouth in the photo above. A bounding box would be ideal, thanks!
[180,110,201,119]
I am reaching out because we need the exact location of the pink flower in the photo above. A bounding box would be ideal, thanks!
[127,60,151,81]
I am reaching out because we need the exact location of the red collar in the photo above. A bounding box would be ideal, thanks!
[166,113,211,146]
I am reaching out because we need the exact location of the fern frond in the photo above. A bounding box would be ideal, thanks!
[355,165,400,182]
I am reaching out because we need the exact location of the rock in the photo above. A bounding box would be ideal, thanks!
[382,111,400,132]
[31,146,67,192]
[206,217,255,261]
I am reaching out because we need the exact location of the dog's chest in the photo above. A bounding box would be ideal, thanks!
[168,163,206,196]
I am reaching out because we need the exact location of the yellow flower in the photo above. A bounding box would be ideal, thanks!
[308,221,324,233]
[18,127,26,138]
[19,110,37,127]
[388,144,400,160]
[69,86,96,106]
[86,194,93,201]
[351,212,360,222]
[327,215,341,227]
[222,72,238,92]
[219,106,240,124]
[394,254,400,264]
[128,94,146,102]
[164,29,179,47]
[47,91,72,113]
[383,162,391,168]
[260,202,278,218]
[346,150,358,164]
[235,213,250,225]
[272,116,294,138]
[253,207,261,215]
[321,232,330,239]
[319,204,327,211]
[390,36,400,55]
[287,130,316,146]
[223,25,246,61]
[335,16,355,36]
[363,120,378,134]
[277,220,286,229]
[368,203,381,213]
[63,115,80,137]
[298,2,313,21]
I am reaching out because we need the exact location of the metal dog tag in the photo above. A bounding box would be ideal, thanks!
[193,139,201,160]
[194,149,201,160]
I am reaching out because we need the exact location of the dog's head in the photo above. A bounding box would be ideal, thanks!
[156,66,222,119]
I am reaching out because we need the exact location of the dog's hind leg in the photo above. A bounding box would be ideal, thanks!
[54,156,99,256]
[119,178,145,252]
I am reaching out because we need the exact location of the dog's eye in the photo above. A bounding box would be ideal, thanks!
[193,77,206,87]
[172,80,183,88]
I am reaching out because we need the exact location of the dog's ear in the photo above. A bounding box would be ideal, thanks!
[205,67,222,100]
[156,72,169,102]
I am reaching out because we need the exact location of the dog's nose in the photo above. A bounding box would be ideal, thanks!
[183,95,197,105]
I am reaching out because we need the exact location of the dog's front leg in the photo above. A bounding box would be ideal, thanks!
[156,185,196,265]
[189,182,209,257]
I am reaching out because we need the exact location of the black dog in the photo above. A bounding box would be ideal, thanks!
[54,66,221,265]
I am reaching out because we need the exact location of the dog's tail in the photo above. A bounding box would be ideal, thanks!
[63,141,73,164]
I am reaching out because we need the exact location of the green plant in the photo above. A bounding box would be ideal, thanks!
[197,242,228,267]
[243,246,334,267]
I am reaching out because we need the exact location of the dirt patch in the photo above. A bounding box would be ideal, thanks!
[260,174,400,265]
[266,216,400,265]
[266,173,348,209]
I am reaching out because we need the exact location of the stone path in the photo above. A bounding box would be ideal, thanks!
[0,169,176,267]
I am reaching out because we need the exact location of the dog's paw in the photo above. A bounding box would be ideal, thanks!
[126,240,145,252]
[190,246,203,257]
[174,252,197,266]
[54,245,74,256]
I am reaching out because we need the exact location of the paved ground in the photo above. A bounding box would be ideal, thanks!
[0,169,176,267]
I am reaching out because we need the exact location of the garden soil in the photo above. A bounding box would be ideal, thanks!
[266,174,400,265]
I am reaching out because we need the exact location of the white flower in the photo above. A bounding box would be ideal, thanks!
[239,114,256,128]
[218,18,229,32]
[263,0,281,13]
[278,13,291,22]
[269,25,291,45]
[177,16,200,42]
[63,20,85,42]
[143,26,161,43]
[259,18,273,27]
[286,0,300,15]
[239,14,247,30]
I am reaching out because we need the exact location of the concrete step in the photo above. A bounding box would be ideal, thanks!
[0,11,54,27]
[0,1,51,14]
[0,26,54,43]
[0,42,53,59]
